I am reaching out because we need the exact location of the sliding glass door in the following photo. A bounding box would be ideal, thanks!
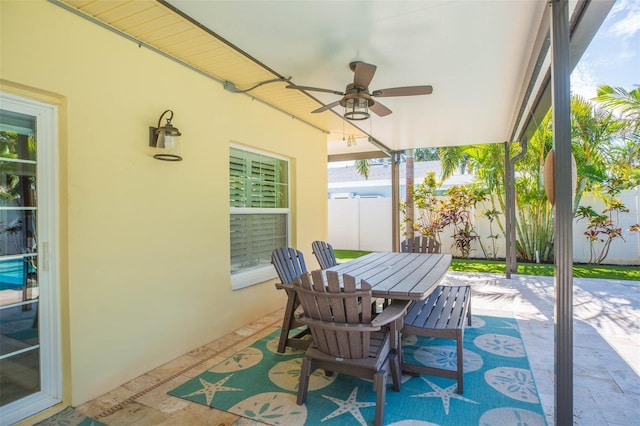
[0,93,60,424]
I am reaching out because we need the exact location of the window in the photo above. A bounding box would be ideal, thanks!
[230,146,289,289]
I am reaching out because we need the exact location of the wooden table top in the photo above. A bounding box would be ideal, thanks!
[326,252,452,301]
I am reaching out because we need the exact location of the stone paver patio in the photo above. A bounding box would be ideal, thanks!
[72,271,640,426]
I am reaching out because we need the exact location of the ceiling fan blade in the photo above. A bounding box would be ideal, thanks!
[352,61,377,88]
[370,101,392,117]
[311,100,342,113]
[286,84,344,96]
[372,85,433,97]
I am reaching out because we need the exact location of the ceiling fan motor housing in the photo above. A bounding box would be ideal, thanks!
[286,60,431,118]
[340,85,375,108]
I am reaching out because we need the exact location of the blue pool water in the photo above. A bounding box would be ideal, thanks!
[0,259,31,290]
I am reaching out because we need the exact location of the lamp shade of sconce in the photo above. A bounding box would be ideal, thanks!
[543,149,577,205]
[149,109,182,161]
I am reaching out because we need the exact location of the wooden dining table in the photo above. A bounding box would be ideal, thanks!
[325,251,452,301]
[323,251,453,365]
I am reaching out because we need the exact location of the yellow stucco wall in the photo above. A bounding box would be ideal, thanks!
[1,0,327,407]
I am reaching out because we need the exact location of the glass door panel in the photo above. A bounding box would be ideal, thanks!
[0,104,50,418]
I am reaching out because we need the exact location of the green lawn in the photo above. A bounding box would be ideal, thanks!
[333,249,640,281]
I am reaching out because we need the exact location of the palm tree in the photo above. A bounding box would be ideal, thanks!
[594,86,640,126]
[594,86,640,187]
[570,95,624,208]
[354,159,370,179]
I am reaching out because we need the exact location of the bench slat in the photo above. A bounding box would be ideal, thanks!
[401,285,471,394]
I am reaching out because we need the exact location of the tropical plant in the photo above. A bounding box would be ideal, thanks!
[404,173,490,258]
[354,159,370,179]
[401,171,444,241]
[438,138,551,262]
[570,95,625,209]
[512,112,556,262]
[594,86,640,133]
[575,174,633,264]
[434,90,631,262]
[413,147,440,161]
[593,86,640,190]
[0,130,37,255]
[482,208,501,260]
[439,185,487,258]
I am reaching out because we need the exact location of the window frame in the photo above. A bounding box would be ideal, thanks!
[229,144,290,290]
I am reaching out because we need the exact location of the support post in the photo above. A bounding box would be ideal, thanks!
[504,140,527,278]
[551,1,573,424]
[504,142,515,278]
[391,151,401,252]
[406,149,415,240]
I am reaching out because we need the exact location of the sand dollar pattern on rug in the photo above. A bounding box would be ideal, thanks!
[474,333,526,357]
[480,407,546,424]
[268,356,336,392]
[228,391,307,424]
[484,367,540,403]
[210,347,263,373]
[169,315,548,425]
[413,345,484,374]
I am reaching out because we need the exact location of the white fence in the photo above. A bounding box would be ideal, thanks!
[328,188,640,265]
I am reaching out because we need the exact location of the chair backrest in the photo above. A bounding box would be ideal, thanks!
[271,247,307,285]
[295,270,373,359]
[401,235,441,254]
[311,240,338,269]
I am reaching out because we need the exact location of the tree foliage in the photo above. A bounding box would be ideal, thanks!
[406,86,638,263]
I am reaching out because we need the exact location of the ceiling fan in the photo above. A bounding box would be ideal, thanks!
[286,61,433,120]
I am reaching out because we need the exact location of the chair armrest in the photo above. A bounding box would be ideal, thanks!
[371,300,411,327]
[275,282,292,290]
[298,316,381,332]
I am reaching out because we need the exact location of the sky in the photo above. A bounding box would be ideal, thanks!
[571,0,640,99]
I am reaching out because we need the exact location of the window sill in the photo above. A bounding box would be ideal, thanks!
[231,266,277,290]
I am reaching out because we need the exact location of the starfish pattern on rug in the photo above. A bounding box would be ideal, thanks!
[411,377,478,415]
[321,386,376,425]
[181,375,243,405]
[169,318,547,425]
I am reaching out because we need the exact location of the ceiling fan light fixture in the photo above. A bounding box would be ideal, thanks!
[344,96,370,120]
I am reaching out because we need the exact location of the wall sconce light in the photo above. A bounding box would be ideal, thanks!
[149,109,182,161]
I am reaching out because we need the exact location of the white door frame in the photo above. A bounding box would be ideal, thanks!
[0,92,61,424]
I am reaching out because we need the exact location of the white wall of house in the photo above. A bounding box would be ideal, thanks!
[329,188,640,265]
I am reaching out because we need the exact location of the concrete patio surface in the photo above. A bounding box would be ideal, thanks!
[445,271,640,426]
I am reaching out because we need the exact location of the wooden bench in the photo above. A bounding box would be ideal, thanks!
[401,285,472,393]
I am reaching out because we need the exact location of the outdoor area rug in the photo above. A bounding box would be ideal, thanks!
[34,407,106,426]
[169,315,547,425]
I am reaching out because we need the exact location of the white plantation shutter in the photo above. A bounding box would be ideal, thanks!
[230,147,289,279]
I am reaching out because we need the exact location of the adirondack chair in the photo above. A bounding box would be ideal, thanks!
[401,235,441,254]
[311,240,338,269]
[271,247,312,353]
[294,269,410,426]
